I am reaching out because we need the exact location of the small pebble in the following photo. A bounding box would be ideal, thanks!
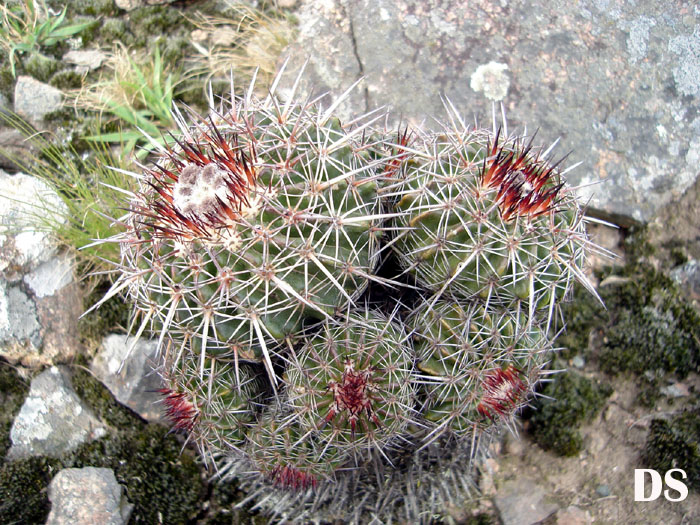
[572,355,585,369]
[596,484,610,497]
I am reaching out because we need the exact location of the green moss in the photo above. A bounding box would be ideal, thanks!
[624,225,656,263]
[70,425,206,524]
[596,266,700,378]
[465,513,499,525]
[77,274,131,346]
[558,260,699,383]
[49,69,84,90]
[643,410,700,491]
[0,361,30,464]
[42,106,77,125]
[0,66,14,103]
[24,52,60,82]
[70,0,117,17]
[600,304,698,377]
[668,244,689,267]
[528,371,613,457]
[0,455,62,524]
[128,6,193,48]
[99,18,132,46]
[69,364,140,429]
[556,282,607,360]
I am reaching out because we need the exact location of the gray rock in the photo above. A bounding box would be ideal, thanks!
[596,484,611,497]
[114,0,142,10]
[494,478,559,525]
[23,252,74,298]
[115,0,175,10]
[552,505,592,524]
[0,170,67,280]
[8,366,106,459]
[91,335,165,423]
[13,76,62,124]
[283,0,700,223]
[660,382,690,398]
[671,259,700,300]
[46,467,133,525]
[0,281,45,364]
[0,283,42,359]
[62,49,107,72]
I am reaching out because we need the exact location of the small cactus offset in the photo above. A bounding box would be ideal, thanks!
[247,405,348,490]
[94,65,605,523]
[410,298,550,437]
[284,308,415,455]
[158,346,265,460]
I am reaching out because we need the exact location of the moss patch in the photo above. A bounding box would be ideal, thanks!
[528,371,613,457]
[595,266,700,379]
[0,361,30,465]
[69,362,139,429]
[49,69,84,90]
[24,52,60,82]
[643,410,700,492]
[0,455,62,524]
[70,425,206,524]
[556,261,699,386]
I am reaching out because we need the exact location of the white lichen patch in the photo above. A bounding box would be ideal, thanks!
[470,61,510,101]
[624,16,656,63]
[668,26,700,97]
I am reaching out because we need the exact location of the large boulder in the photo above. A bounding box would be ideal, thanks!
[282,0,700,224]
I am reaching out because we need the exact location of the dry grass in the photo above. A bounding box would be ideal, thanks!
[186,2,297,92]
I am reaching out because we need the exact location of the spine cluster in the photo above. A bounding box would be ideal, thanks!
[97,65,604,523]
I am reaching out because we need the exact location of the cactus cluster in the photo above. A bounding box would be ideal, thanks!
[96,65,602,523]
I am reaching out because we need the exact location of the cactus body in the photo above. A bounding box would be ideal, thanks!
[284,309,415,454]
[410,298,549,435]
[391,123,593,315]
[93,72,605,523]
[109,71,388,383]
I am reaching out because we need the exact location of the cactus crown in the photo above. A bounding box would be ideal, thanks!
[481,128,565,221]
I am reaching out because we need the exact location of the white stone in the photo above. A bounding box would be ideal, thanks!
[0,170,67,276]
[23,252,74,297]
[8,366,105,459]
[62,49,107,71]
[13,76,63,123]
